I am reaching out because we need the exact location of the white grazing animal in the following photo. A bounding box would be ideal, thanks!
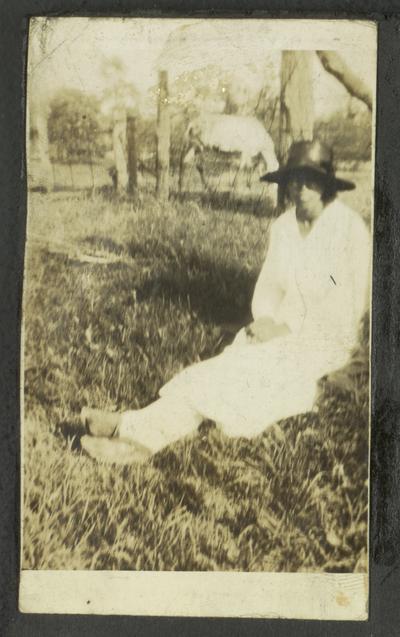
[179,113,279,191]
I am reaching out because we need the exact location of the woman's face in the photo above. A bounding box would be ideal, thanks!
[287,171,325,223]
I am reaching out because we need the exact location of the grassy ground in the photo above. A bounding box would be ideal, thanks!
[22,166,371,572]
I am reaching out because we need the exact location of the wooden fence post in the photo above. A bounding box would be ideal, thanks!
[126,115,138,196]
[156,70,170,201]
[112,106,129,194]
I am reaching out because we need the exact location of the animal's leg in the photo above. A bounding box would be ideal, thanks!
[238,153,253,189]
[195,150,208,190]
[245,164,253,189]
[259,150,278,208]
[254,153,265,178]
[231,153,246,190]
[179,146,195,192]
[230,164,240,189]
[178,148,186,193]
[248,153,269,190]
[260,147,279,173]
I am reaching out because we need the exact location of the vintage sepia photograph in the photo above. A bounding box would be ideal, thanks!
[21,17,376,619]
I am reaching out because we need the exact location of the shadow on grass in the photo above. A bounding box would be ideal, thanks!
[56,418,87,451]
[171,189,277,219]
[75,231,256,328]
[135,252,255,327]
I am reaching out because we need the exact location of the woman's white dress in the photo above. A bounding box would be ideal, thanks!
[160,199,371,438]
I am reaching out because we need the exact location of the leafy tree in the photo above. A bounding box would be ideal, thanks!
[314,106,372,163]
[48,88,105,163]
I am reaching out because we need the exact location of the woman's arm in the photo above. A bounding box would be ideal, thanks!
[251,221,285,322]
[245,316,290,343]
[247,220,291,342]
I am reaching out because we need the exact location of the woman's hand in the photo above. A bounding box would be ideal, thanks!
[245,317,290,343]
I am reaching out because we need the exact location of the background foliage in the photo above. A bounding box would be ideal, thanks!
[48,88,106,163]
[46,70,372,172]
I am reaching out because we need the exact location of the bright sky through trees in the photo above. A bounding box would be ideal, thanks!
[29,18,376,118]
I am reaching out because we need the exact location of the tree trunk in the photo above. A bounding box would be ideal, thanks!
[27,21,53,192]
[126,115,138,196]
[27,99,53,191]
[156,70,170,201]
[279,51,314,164]
[278,51,314,207]
[316,51,372,112]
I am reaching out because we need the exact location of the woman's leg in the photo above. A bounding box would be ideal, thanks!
[80,395,203,464]
[118,395,203,453]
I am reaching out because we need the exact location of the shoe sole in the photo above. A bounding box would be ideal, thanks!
[80,435,151,465]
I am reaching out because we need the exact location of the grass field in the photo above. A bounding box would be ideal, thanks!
[22,165,371,572]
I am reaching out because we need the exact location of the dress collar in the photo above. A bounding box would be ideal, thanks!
[290,200,337,242]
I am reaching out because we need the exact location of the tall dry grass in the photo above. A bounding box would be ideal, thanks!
[22,171,371,571]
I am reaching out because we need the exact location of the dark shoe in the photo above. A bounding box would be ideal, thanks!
[80,435,152,465]
[80,407,121,438]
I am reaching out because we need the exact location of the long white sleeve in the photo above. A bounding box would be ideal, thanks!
[251,222,285,321]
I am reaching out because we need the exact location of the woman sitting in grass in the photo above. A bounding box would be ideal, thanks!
[80,138,371,465]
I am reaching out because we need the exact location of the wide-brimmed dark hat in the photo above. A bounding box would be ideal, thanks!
[260,139,355,192]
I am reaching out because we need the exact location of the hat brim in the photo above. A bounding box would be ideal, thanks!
[260,165,355,192]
